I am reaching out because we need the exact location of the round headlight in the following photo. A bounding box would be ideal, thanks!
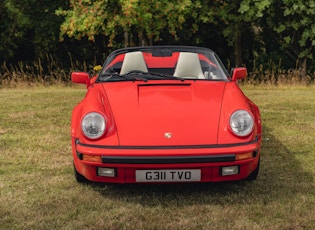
[230,110,254,136]
[81,112,106,139]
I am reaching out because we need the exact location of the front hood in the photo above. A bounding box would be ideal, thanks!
[102,81,226,145]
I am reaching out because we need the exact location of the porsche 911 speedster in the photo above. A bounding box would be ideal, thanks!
[71,46,261,183]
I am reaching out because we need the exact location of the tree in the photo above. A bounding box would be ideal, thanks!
[275,0,315,72]
[206,0,267,67]
[240,0,315,72]
[56,0,196,47]
[0,0,69,64]
[0,0,32,62]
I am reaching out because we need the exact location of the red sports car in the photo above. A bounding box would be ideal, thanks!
[71,46,261,183]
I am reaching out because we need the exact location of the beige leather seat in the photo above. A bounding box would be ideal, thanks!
[120,51,148,74]
[173,52,205,79]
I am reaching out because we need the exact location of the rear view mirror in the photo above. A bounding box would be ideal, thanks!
[231,67,247,81]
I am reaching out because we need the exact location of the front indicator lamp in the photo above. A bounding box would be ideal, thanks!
[83,154,102,163]
[235,152,253,161]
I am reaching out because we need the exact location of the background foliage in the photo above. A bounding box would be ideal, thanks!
[1,0,315,82]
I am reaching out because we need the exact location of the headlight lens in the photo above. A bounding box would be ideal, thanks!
[230,110,254,136]
[81,112,106,139]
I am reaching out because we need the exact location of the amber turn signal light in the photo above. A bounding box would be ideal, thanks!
[235,152,253,161]
[83,154,102,163]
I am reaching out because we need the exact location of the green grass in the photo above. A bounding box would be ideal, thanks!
[0,85,314,229]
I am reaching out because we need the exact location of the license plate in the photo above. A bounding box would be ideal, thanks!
[136,169,201,182]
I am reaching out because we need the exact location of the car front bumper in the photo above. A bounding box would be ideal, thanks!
[72,137,261,183]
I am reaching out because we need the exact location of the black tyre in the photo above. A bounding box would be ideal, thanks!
[74,163,88,183]
[246,158,260,180]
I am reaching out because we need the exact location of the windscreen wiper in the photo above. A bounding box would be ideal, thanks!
[97,70,185,82]
[97,72,148,82]
[120,71,148,82]
[97,73,121,82]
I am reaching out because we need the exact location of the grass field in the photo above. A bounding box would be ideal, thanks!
[0,85,314,229]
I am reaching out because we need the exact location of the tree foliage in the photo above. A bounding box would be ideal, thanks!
[240,0,315,71]
[0,0,32,61]
[1,0,315,73]
[0,0,68,64]
[56,0,197,47]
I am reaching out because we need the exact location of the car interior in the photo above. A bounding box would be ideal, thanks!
[104,51,223,80]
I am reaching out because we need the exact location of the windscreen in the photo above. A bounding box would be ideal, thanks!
[100,46,229,81]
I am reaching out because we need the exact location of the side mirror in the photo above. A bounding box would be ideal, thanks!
[71,72,91,88]
[231,67,247,81]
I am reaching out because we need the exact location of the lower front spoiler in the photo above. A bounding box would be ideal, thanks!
[72,138,261,183]
[74,158,260,183]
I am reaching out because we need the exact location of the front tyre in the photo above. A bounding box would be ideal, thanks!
[74,163,89,183]
[246,158,260,180]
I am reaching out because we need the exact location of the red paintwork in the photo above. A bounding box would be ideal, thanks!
[232,67,247,81]
[70,46,262,183]
[143,52,179,68]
